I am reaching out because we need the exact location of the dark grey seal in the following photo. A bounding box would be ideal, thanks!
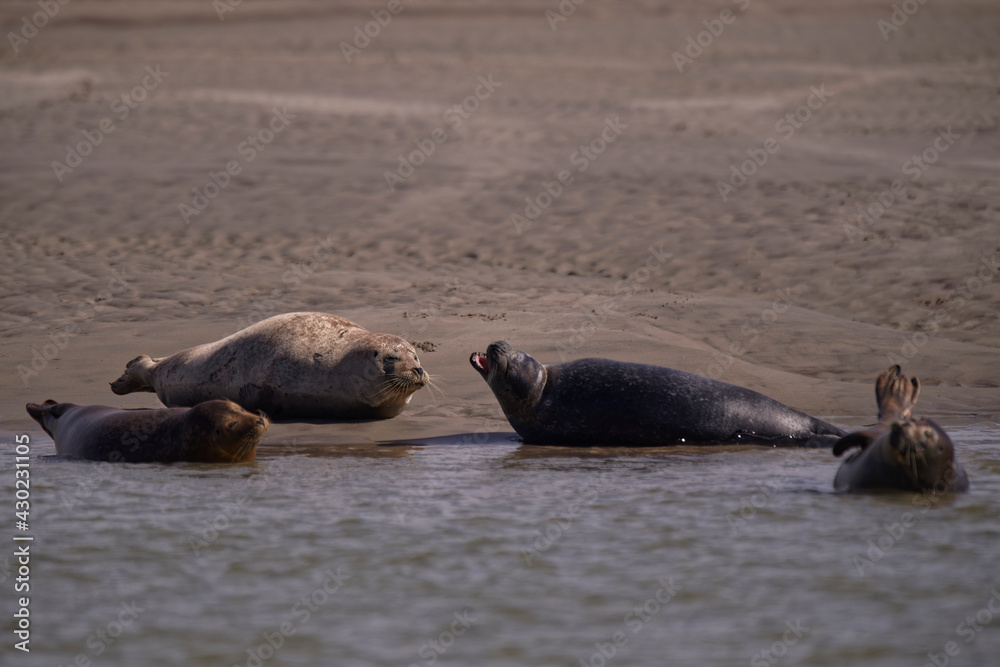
[833,366,968,493]
[469,341,845,447]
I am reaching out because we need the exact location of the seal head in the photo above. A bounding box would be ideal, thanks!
[179,400,269,463]
[470,341,545,411]
[832,366,968,492]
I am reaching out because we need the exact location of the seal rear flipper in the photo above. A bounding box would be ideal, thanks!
[875,365,920,423]
[238,383,280,418]
[25,400,64,439]
[110,355,157,395]
[25,398,58,415]
[832,430,877,457]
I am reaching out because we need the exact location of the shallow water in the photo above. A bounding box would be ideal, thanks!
[3,426,999,667]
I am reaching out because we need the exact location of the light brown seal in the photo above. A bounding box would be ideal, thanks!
[26,399,267,463]
[110,312,427,420]
[833,366,969,493]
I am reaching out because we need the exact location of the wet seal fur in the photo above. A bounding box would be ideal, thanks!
[110,312,427,420]
[470,341,845,447]
[26,399,267,463]
[833,366,969,493]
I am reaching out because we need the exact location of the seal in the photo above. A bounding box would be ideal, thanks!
[25,399,268,463]
[110,312,427,420]
[832,366,969,493]
[469,341,845,447]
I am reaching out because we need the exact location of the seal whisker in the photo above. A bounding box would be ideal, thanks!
[368,376,410,402]
[366,375,418,405]
[421,372,445,401]
[232,432,255,463]
[234,420,267,462]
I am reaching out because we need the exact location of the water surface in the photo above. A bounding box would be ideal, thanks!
[3,426,999,667]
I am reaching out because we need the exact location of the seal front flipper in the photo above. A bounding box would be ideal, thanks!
[110,355,158,395]
[875,365,920,423]
[832,430,876,457]
[239,383,280,417]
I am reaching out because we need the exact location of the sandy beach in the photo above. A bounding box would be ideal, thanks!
[2,0,999,444]
[4,5,1000,667]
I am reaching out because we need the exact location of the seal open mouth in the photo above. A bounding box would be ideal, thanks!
[470,352,489,377]
[470,341,513,379]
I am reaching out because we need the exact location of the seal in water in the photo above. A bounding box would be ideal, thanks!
[110,312,427,420]
[832,366,968,493]
[469,341,845,447]
[25,399,267,463]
